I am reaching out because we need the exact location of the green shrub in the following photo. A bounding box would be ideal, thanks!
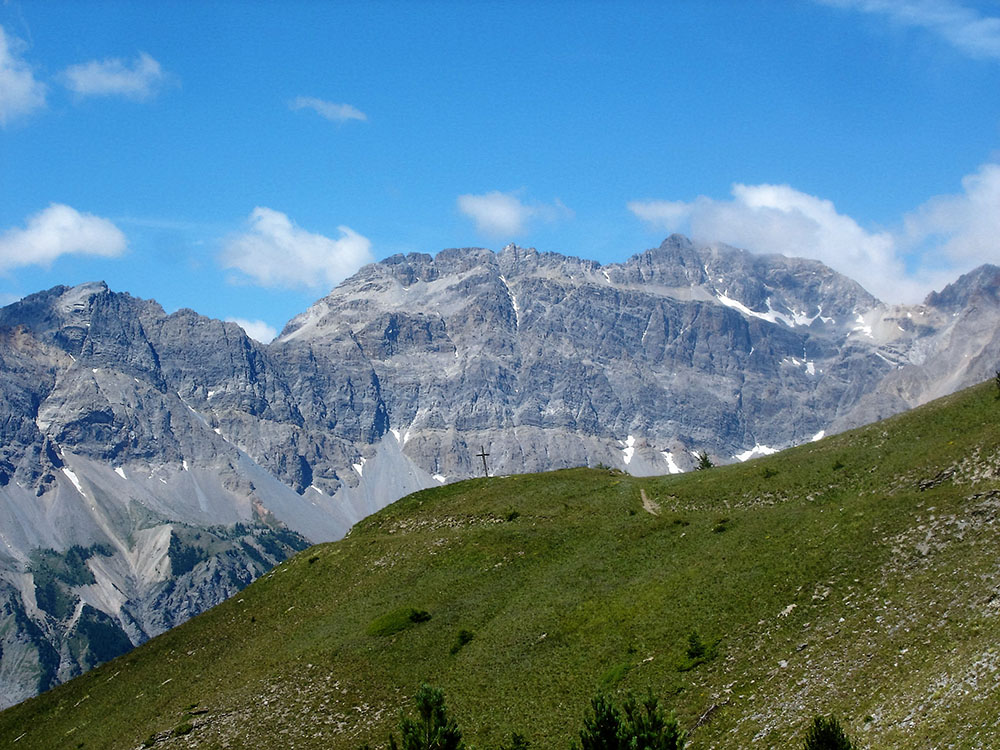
[803,715,853,750]
[409,609,431,623]
[685,630,707,660]
[679,630,717,671]
[450,629,475,654]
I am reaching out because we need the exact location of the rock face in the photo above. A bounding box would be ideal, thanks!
[0,235,996,706]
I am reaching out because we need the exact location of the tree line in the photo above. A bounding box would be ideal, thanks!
[360,683,855,750]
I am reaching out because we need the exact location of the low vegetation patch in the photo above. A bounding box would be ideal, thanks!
[711,516,730,533]
[450,628,475,655]
[366,607,432,637]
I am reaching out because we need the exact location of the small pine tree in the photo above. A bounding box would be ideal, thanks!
[620,692,685,750]
[696,451,714,470]
[686,630,707,660]
[576,694,622,750]
[995,369,1000,399]
[574,693,684,750]
[803,715,853,750]
[392,684,465,750]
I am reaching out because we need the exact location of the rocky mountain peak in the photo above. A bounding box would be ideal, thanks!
[0,281,107,337]
[925,264,1000,312]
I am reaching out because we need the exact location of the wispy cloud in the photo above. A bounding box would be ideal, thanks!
[0,25,46,125]
[457,192,532,236]
[62,51,168,99]
[226,317,278,344]
[629,162,1000,303]
[290,96,367,123]
[818,0,1000,60]
[0,204,127,271]
[903,162,1000,267]
[457,191,572,238]
[221,207,374,290]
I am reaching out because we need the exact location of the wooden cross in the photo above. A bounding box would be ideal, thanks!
[476,445,490,478]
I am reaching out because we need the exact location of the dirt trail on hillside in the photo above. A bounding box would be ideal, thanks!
[640,489,660,516]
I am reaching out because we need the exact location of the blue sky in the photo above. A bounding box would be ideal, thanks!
[2,0,999,342]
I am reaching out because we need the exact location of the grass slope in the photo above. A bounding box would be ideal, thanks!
[1,382,999,749]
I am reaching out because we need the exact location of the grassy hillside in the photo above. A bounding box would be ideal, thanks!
[2,381,999,749]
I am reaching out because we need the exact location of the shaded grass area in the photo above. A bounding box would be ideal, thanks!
[1,382,998,749]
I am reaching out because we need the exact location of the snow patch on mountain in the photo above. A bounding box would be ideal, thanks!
[734,444,780,462]
[621,435,636,465]
[62,468,85,495]
[661,451,683,474]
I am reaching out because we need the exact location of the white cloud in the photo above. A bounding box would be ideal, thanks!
[0,204,127,271]
[458,192,531,236]
[457,191,572,237]
[290,96,367,123]
[62,52,167,99]
[903,162,1000,265]
[629,163,1000,303]
[818,0,1000,60]
[0,26,46,125]
[226,318,278,344]
[221,207,374,290]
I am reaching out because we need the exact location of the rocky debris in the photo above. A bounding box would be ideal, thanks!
[919,469,955,491]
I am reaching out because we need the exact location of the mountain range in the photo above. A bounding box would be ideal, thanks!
[0,234,996,706]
